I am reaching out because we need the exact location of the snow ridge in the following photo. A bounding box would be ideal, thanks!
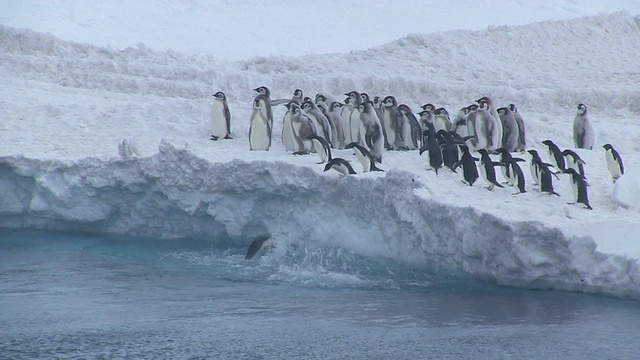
[1,142,639,299]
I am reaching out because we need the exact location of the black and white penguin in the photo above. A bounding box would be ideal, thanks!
[420,122,443,174]
[436,130,458,172]
[302,99,332,146]
[538,165,561,196]
[245,234,273,260]
[308,134,332,164]
[210,91,232,141]
[477,149,504,191]
[508,104,526,152]
[527,149,555,186]
[454,145,479,186]
[564,168,592,210]
[290,103,316,155]
[281,101,296,152]
[496,106,518,152]
[345,142,383,173]
[323,157,357,176]
[345,91,364,146]
[507,159,526,194]
[541,140,567,172]
[253,86,273,131]
[465,104,479,149]
[573,103,595,150]
[249,98,272,151]
[433,107,452,133]
[381,95,403,149]
[603,144,624,182]
[397,104,421,150]
[562,149,586,179]
[477,96,502,151]
[496,148,526,186]
[327,102,346,149]
[357,101,385,164]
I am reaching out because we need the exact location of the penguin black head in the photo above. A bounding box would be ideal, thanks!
[254,86,270,97]
[497,107,508,116]
[330,102,342,111]
[508,103,517,112]
[373,96,381,104]
[397,104,411,114]
[476,96,492,104]
[293,89,303,97]
[460,145,470,153]
[291,104,301,115]
[418,110,431,118]
[466,104,479,112]
[315,94,327,103]
[323,162,333,172]
[302,100,314,111]
[435,107,449,116]
[541,140,555,147]
[284,101,293,110]
[577,103,587,115]
[421,103,436,112]
[603,143,613,150]
[345,91,359,99]
[495,147,507,154]
[527,149,538,156]
[213,91,226,100]
[383,96,396,107]
[477,149,489,156]
[360,93,370,102]
[477,99,489,110]
[343,97,351,104]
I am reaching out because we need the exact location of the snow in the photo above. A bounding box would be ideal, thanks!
[1,2,640,299]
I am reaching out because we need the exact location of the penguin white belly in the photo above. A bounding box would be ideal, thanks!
[493,119,503,151]
[249,112,270,151]
[583,121,595,150]
[311,139,328,163]
[383,113,396,146]
[475,117,489,150]
[341,107,353,143]
[210,101,227,138]
[401,117,413,148]
[350,111,361,145]
[353,150,369,173]
[434,118,446,133]
[606,151,622,179]
[282,111,295,151]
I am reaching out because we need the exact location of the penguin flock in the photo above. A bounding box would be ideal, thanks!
[209,87,626,211]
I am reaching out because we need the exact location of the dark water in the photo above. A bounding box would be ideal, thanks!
[1,229,639,359]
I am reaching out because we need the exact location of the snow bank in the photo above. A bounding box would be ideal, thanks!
[1,142,639,299]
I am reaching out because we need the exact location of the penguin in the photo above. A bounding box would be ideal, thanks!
[357,101,385,164]
[541,140,566,172]
[340,96,354,144]
[345,142,384,173]
[562,149,586,179]
[508,104,526,152]
[436,130,459,172]
[302,99,332,145]
[327,102,346,149]
[603,144,624,182]
[281,101,296,152]
[315,94,338,147]
[245,234,273,260]
[527,149,556,186]
[475,99,495,150]
[372,96,385,127]
[323,157,357,176]
[508,159,526,194]
[564,168,592,210]
[345,91,364,146]
[497,106,518,152]
[308,134,332,164]
[419,103,436,130]
[381,96,401,149]
[210,91,232,141]
[451,106,469,138]
[454,145,479,186]
[290,103,316,154]
[477,149,504,190]
[253,86,273,131]
[421,103,436,113]
[397,104,421,150]
[118,138,140,158]
[433,107,452,133]
[360,93,371,103]
[417,110,434,146]
[477,96,503,151]
[419,122,443,174]
[291,89,304,105]
[538,165,561,196]
[496,148,526,186]
[249,98,271,151]
[465,104,479,149]
[573,104,595,150]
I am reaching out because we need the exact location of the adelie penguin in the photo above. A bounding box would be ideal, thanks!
[345,142,383,173]
[603,144,624,182]
[245,234,274,260]
[496,148,525,187]
[308,134,332,164]
[210,91,232,141]
[420,122,443,174]
[477,149,504,191]
[527,149,557,187]
[323,157,357,176]
[562,149,586,179]
[541,140,566,172]
[564,168,592,210]
[454,145,479,186]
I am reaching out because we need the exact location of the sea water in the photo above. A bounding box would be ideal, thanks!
[1,229,639,359]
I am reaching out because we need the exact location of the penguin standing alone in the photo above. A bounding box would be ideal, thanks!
[603,144,624,182]
[454,145,479,186]
[573,104,595,150]
[210,91,232,141]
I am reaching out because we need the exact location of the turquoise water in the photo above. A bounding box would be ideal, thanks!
[1,229,639,359]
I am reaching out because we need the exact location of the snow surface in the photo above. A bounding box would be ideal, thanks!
[1,4,640,299]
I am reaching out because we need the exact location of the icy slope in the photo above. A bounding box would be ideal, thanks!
[1,142,639,299]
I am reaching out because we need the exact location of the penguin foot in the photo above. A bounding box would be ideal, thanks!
[210,135,219,141]
[224,135,233,140]
[292,151,308,155]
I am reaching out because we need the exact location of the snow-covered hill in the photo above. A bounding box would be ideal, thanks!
[1,12,640,299]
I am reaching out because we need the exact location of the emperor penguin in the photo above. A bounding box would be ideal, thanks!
[315,94,338,146]
[323,157,357,176]
[397,104,421,150]
[345,142,384,173]
[345,91,364,146]
[508,104,526,152]
[603,144,624,182]
[465,103,479,149]
[541,140,567,172]
[573,103,595,150]
[245,234,273,260]
[382,96,403,149]
[421,103,436,113]
[477,149,504,190]
[210,91,232,141]
[564,168,592,209]
[372,96,385,127]
[340,97,354,144]
[254,86,273,131]
[452,106,469,138]
[562,149,586,179]
[308,134,332,164]
[454,145,479,186]
[433,107,452,133]
[290,103,316,154]
[249,98,272,151]
[281,102,296,152]
[327,102,346,149]
[302,99,332,145]
[419,122,443,174]
[475,100,495,150]
[291,89,304,105]
[357,101,384,164]
[477,96,503,150]
[497,106,519,152]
